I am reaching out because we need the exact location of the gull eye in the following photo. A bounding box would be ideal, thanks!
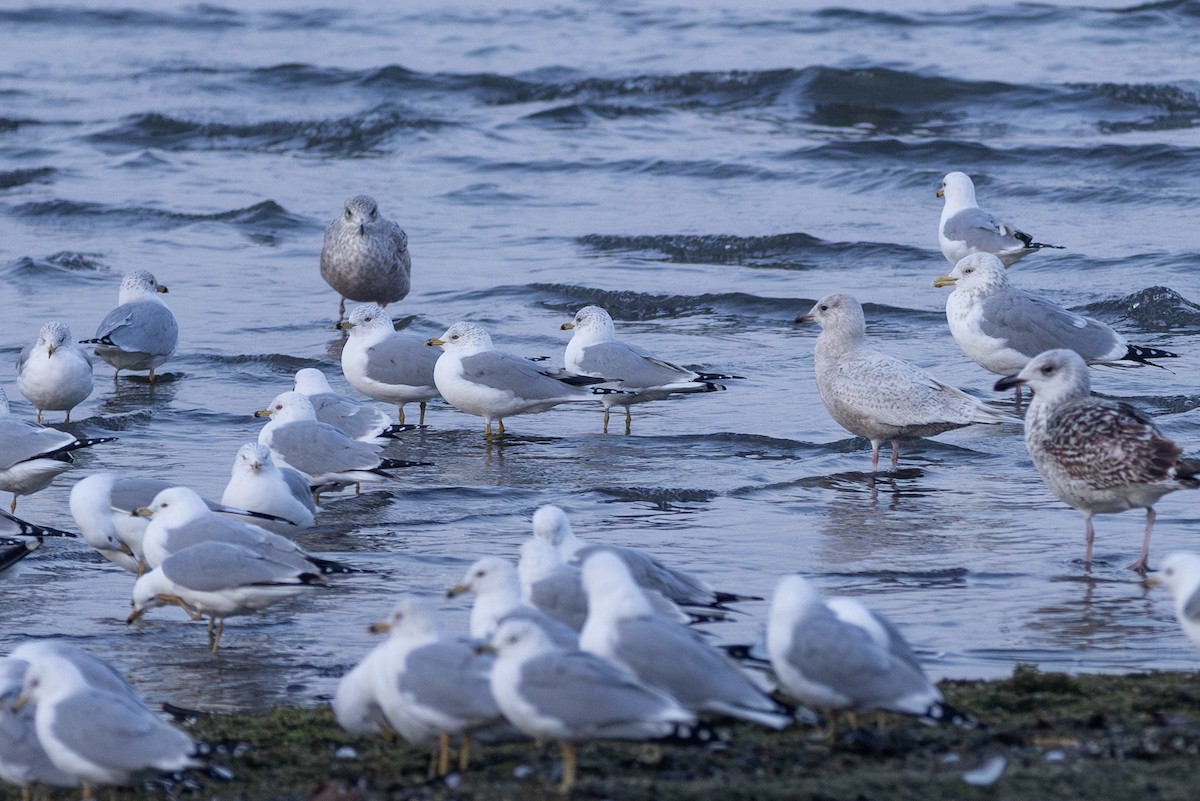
[1040,365,1055,375]
[364,316,372,323]
[160,502,169,509]
[451,334,459,340]
[345,209,353,220]
[818,304,828,312]
[964,268,973,274]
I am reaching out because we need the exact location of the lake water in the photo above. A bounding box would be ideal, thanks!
[1,0,1199,712]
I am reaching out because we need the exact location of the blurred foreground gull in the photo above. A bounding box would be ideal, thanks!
[560,305,740,433]
[996,349,1198,572]
[321,195,411,321]
[533,504,759,609]
[934,253,1177,398]
[16,322,93,423]
[580,552,792,728]
[0,389,116,512]
[221,443,316,533]
[482,618,708,793]
[337,304,440,426]
[1147,553,1200,653]
[937,171,1063,267]
[292,367,415,441]
[798,294,1012,471]
[0,657,78,798]
[255,391,427,498]
[80,269,178,382]
[128,540,328,651]
[767,575,965,725]
[427,321,627,438]
[447,556,580,648]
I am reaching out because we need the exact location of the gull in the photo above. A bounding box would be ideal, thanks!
[0,509,76,573]
[937,171,1063,267]
[336,304,440,426]
[80,269,178,382]
[8,642,145,707]
[798,293,1013,471]
[446,556,580,648]
[292,367,415,441]
[481,617,703,794]
[0,389,116,512]
[254,391,427,497]
[220,443,316,534]
[560,305,739,433]
[533,504,759,609]
[16,322,94,424]
[996,349,1199,572]
[427,321,626,438]
[580,551,792,729]
[1147,552,1200,653]
[0,538,40,574]
[127,540,328,652]
[332,646,392,739]
[933,253,1177,399]
[767,575,963,724]
[0,657,78,800]
[321,195,411,322]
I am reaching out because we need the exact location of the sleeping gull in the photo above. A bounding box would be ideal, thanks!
[480,617,704,793]
[16,322,94,424]
[767,575,964,724]
[995,349,1199,572]
[580,551,792,728]
[0,389,116,512]
[127,540,328,651]
[336,304,440,426]
[292,367,415,442]
[560,305,739,433]
[220,443,316,534]
[937,171,1063,267]
[427,321,626,438]
[0,657,78,798]
[80,269,178,382]
[798,293,1013,471]
[1147,552,1200,653]
[321,195,411,322]
[934,253,1177,399]
[447,556,580,648]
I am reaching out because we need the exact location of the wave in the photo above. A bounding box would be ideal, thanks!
[9,199,311,236]
[577,233,928,268]
[0,166,54,190]
[1079,286,1200,333]
[0,252,110,282]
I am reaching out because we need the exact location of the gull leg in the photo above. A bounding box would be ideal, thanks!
[870,442,880,472]
[485,421,494,439]
[209,619,225,652]
[497,420,505,437]
[889,440,900,471]
[419,401,427,426]
[459,732,473,773]
[36,410,43,424]
[148,367,155,384]
[9,495,16,513]
[1129,507,1155,572]
[624,407,632,435]
[81,783,95,801]
[398,406,406,425]
[65,410,72,423]
[602,408,610,433]
[437,732,451,776]
[558,740,577,794]
[338,297,346,321]
[1083,515,1096,570]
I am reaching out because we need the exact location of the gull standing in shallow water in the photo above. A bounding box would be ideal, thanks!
[221,443,316,534]
[798,293,1013,472]
[292,367,414,441]
[16,322,94,424]
[560,305,739,433]
[1147,553,1200,653]
[80,269,178,382]
[937,171,1063,267]
[321,195,411,322]
[996,349,1199,572]
[337,304,440,426]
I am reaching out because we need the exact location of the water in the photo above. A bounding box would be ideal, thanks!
[1,0,1199,711]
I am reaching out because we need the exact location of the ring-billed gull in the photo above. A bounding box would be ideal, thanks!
[292,367,416,441]
[798,293,1013,471]
[0,657,78,797]
[321,195,411,322]
[560,306,740,433]
[0,389,116,512]
[480,617,706,793]
[336,304,440,426]
[128,540,328,652]
[767,575,964,725]
[995,349,1199,572]
[80,270,178,383]
[220,443,316,534]
[1147,553,1200,653]
[447,556,580,648]
[934,253,1177,399]
[255,391,428,497]
[937,172,1063,267]
[427,321,627,439]
[533,504,759,609]
[16,322,93,424]
[580,552,792,729]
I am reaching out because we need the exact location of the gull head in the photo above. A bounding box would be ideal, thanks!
[795,292,866,337]
[532,504,573,546]
[448,556,516,598]
[994,348,1090,401]
[934,253,1010,292]
[16,653,86,707]
[340,194,381,236]
[484,617,554,660]
[255,391,318,423]
[937,171,976,205]
[561,305,616,341]
[293,368,334,395]
[769,574,825,623]
[581,550,651,618]
[1147,552,1200,598]
[368,594,440,640]
[426,321,492,353]
[137,486,210,525]
[35,321,73,357]
[337,303,393,335]
[129,569,169,622]
[119,269,168,302]
[232,442,274,476]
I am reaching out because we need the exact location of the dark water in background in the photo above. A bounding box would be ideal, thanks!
[1,0,1199,710]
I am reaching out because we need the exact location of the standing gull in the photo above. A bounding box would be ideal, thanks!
[292,367,414,442]
[427,321,625,439]
[1147,552,1200,653]
[937,171,1063,267]
[995,349,1198,572]
[337,304,440,426]
[0,657,78,799]
[447,556,580,648]
[80,269,178,382]
[560,305,738,433]
[321,195,411,322]
[934,253,1177,398]
[221,442,316,534]
[798,293,1012,471]
[16,322,94,424]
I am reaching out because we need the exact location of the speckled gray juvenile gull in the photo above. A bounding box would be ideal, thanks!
[16,322,94,424]
[81,270,178,382]
[321,195,411,321]
[937,171,1063,267]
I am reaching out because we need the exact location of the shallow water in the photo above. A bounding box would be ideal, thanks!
[1,0,1199,711]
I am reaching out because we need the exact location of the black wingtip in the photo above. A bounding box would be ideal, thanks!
[1123,344,1179,367]
[378,458,433,470]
